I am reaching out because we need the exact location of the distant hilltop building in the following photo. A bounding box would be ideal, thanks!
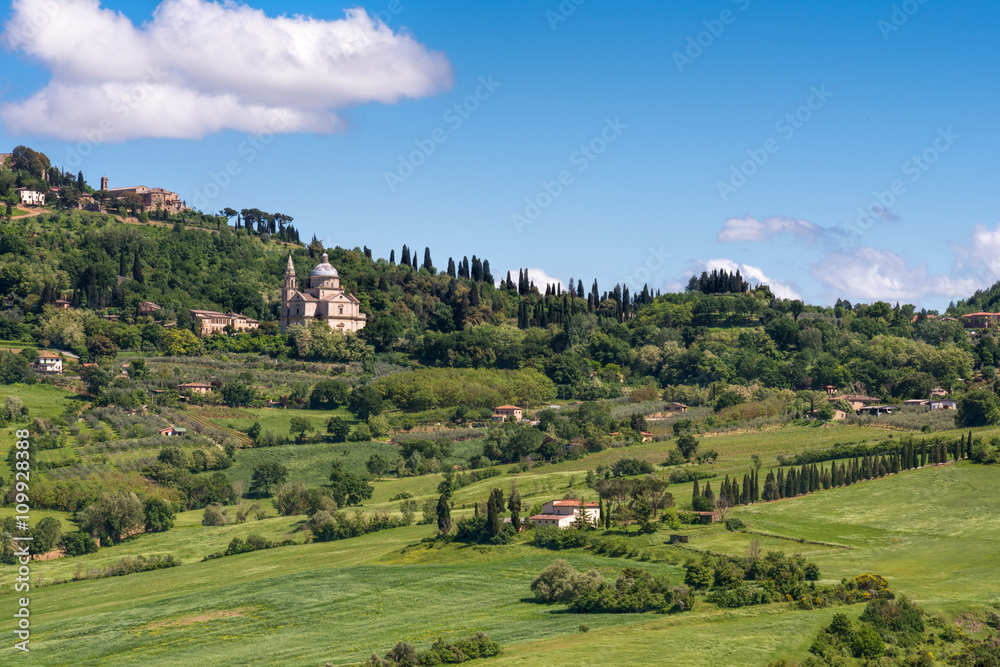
[190,309,259,337]
[106,180,185,214]
[281,253,366,333]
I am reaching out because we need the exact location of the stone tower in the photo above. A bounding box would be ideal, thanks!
[100,176,109,191]
[282,254,297,322]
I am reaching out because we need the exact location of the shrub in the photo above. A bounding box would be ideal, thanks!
[691,495,714,512]
[202,503,228,526]
[143,497,176,533]
[530,559,602,604]
[273,482,309,516]
[707,585,772,608]
[61,532,98,556]
[531,527,590,550]
[611,458,655,477]
[724,517,746,532]
[850,625,885,660]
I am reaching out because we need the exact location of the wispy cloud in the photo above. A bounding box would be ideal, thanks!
[716,215,821,244]
[1,0,453,140]
[811,246,980,302]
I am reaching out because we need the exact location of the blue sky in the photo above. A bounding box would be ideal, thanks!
[1,0,998,309]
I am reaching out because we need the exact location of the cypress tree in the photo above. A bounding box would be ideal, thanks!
[436,493,451,534]
[508,484,520,531]
[703,482,715,507]
[692,479,700,505]
[776,470,785,498]
[742,474,750,505]
[132,249,143,284]
[487,488,504,537]
[920,444,926,467]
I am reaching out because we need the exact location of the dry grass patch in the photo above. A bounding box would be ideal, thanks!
[142,606,259,631]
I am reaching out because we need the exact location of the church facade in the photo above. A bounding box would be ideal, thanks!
[280,253,367,333]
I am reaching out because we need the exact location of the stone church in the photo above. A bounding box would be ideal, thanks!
[280,253,367,333]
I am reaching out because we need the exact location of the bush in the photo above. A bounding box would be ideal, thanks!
[61,532,98,556]
[691,495,714,512]
[143,497,176,533]
[531,527,590,550]
[570,567,695,614]
[724,517,746,532]
[707,585,772,608]
[851,625,885,660]
[202,503,228,526]
[530,559,602,604]
[611,458,655,477]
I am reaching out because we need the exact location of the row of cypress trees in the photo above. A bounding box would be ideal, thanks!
[693,431,975,508]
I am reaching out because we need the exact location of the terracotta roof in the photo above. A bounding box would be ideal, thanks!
[37,352,61,359]
[495,405,521,410]
[550,500,599,507]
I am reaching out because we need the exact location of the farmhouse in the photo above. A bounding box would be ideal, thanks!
[177,382,213,396]
[830,394,880,411]
[281,254,367,333]
[34,351,63,376]
[191,309,259,337]
[857,405,897,416]
[17,188,45,206]
[139,301,162,315]
[158,426,187,436]
[528,499,600,529]
[930,399,958,411]
[960,312,1000,329]
[492,405,523,422]
[53,299,72,309]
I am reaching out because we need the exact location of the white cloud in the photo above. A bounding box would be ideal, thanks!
[700,258,802,301]
[493,268,566,292]
[951,223,1000,284]
[1,0,453,140]
[811,246,980,302]
[717,215,819,243]
[525,268,565,291]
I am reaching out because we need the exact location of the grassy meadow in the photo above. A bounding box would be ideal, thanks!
[1,455,998,665]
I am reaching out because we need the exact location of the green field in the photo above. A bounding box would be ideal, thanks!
[2,458,998,666]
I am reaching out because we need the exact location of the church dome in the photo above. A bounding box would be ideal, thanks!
[311,253,339,277]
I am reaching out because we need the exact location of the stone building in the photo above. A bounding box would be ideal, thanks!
[107,183,185,214]
[190,309,259,337]
[280,253,367,333]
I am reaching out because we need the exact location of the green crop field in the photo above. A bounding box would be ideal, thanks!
[2,456,998,666]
